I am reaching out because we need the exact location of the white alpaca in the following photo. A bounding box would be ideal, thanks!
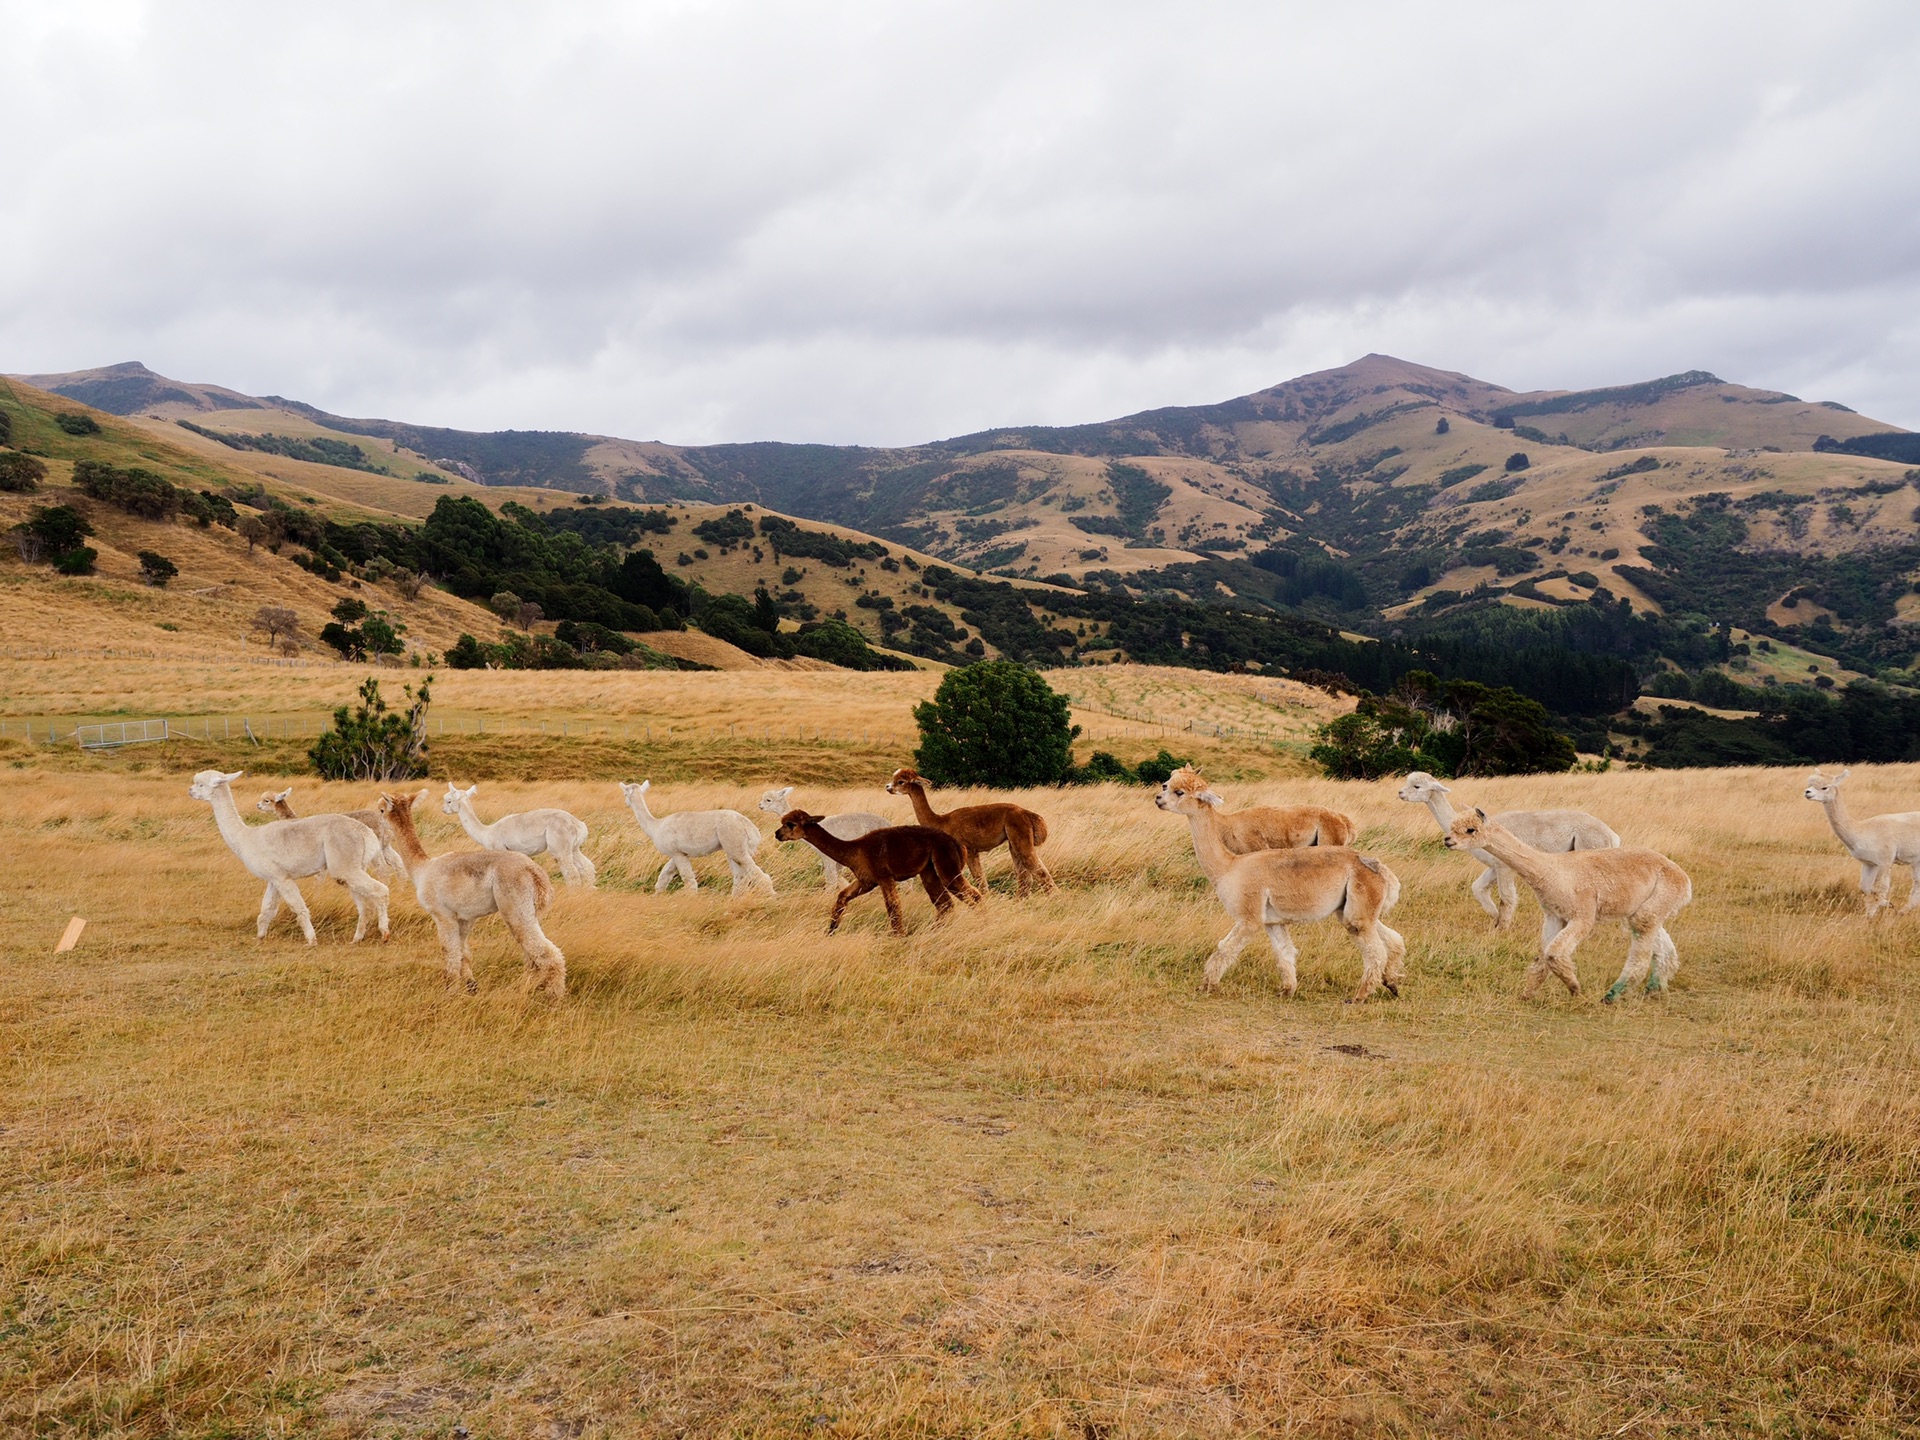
[189,768,389,944]
[442,782,596,887]
[621,780,773,895]
[1397,771,1620,929]
[757,786,888,889]
[256,785,406,875]
[1804,769,1920,914]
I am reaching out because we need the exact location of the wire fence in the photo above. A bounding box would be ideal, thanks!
[1,711,1295,749]
[0,647,325,667]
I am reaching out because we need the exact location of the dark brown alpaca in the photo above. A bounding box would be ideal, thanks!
[885,767,1055,896]
[774,810,980,935]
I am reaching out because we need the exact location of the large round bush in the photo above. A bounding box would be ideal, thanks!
[911,660,1075,787]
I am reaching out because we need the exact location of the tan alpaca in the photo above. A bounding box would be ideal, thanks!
[884,767,1054,896]
[1156,768,1405,1002]
[377,790,566,997]
[1397,771,1619,929]
[1168,767,1357,852]
[1803,769,1920,914]
[256,786,406,875]
[1443,808,1690,1003]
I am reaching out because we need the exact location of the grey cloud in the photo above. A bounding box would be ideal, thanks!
[3,0,1917,443]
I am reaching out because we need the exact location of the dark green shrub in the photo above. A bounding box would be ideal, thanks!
[56,412,101,436]
[790,618,913,671]
[446,634,488,669]
[53,547,97,576]
[0,452,45,492]
[310,676,432,782]
[11,504,93,564]
[0,407,11,445]
[1504,452,1531,473]
[73,460,180,519]
[137,550,178,587]
[912,661,1077,787]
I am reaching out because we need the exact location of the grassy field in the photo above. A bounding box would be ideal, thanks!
[4,752,1918,1437]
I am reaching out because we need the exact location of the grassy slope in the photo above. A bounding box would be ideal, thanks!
[1,759,1915,1435]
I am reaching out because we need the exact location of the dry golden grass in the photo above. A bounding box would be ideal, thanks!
[4,758,1919,1436]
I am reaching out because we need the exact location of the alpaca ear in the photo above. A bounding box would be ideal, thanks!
[1473,806,1486,819]
[1432,780,1451,794]
[410,788,428,810]
[1835,768,1850,782]
[223,769,245,783]
[274,786,292,801]
[1198,790,1225,808]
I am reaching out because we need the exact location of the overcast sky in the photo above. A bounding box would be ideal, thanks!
[3,1,1917,444]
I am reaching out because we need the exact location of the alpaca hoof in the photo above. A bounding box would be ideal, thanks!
[1382,982,1400,999]
[465,978,479,996]
[1601,981,1627,1004]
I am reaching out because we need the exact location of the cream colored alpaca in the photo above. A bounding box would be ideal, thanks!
[622,781,773,895]
[1156,768,1406,1002]
[1397,771,1620,929]
[1443,808,1690,1003]
[378,790,565,996]
[256,786,406,874]
[188,769,389,944]
[1174,767,1357,852]
[757,786,888,889]
[1804,769,1920,914]
[443,782,596,887]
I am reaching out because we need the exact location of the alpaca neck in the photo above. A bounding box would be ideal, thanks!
[1468,821,1560,891]
[387,811,432,869]
[1423,792,1459,832]
[1822,792,1866,854]
[899,783,941,826]
[1182,805,1238,882]
[452,797,492,844]
[801,821,857,864]
[207,784,258,860]
[625,793,663,841]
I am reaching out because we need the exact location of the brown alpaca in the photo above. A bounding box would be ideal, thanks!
[1158,766,1356,852]
[774,810,980,935]
[884,767,1054,895]
[377,790,567,997]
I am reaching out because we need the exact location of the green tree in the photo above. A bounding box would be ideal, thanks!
[11,504,93,566]
[446,633,488,669]
[911,660,1077,787]
[0,451,46,492]
[137,550,178,587]
[310,676,433,782]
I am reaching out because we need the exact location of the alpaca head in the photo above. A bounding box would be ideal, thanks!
[188,769,244,802]
[1804,769,1850,803]
[254,786,294,815]
[774,809,822,842]
[1154,765,1222,815]
[1397,771,1448,805]
[1444,807,1489,850]
[378,789,425,828]
[758,786,795,814]
[618,780,651,807]
[885,768,924,795]
[442,781,476,815]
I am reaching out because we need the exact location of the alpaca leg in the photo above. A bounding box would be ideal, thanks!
[676,856,699,891]
[568,847,597,889]
[503,899,566,998]
[275,879,316,945]
[257,881,282,939]
[1604,919,1658,1004]
[1540,914,1592,997]
[339,869,390,943]
[966,850,985,893]
[1346,924,1390,1004]
[1469,865,1501,923]
[827,879,871,933]
[921,866,956,919]
[1204,920,1250,992]
[878,879,908,935]
[1495,869,1520,930]
[654,856,680,893]
[1009,831,1054,897]
[432,914,468,990]
[1861,862,1889,914]
[1261,922,1299,997]
[1902,864,1920,913]
[455,918,477,992]
[1522,915,1571,998]
[1372,923,1407,997]
[821,855,844,890]
[1648,926,1681,991]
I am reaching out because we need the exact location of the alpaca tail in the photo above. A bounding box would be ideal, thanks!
[1029,812,1049,847]
[527,858,555,916]
[1357,855,1401,916]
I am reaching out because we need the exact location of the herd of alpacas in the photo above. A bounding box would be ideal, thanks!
[185,761,1906,1003]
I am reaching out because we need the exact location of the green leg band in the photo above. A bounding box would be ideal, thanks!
[1602,980,1628,1004]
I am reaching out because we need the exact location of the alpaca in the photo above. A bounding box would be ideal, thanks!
[620,781,773,895]
[1443,807,1691,1003]
[256,786,406,875]
[1804,769,1920,914]
[188,769,389,944]
[884,767,1054,896]
[773,810,979,934]
[1175,769,1358,852]
[377,790,566,996]
[442,782,596,887]
[1397,771,1620,929]
[757,786,888,889]
[1156,767,1405,1002]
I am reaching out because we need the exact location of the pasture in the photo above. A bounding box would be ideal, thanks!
[4,749,1918,1437]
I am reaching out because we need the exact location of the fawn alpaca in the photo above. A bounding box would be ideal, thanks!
[256,786,406,874]
[1804,769,1920,914]
[1156,766,1405,1002]
[621,781,773,895]
[884,768,1053,895]
[1196,787,1357,852]
[378,791,565,996]
[442,782,596,887]
[189,769,389,944]
[758,786,887,889]
[773,810,978,934]
[1443,808,1691,1002]
[1397,771,1619,928]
